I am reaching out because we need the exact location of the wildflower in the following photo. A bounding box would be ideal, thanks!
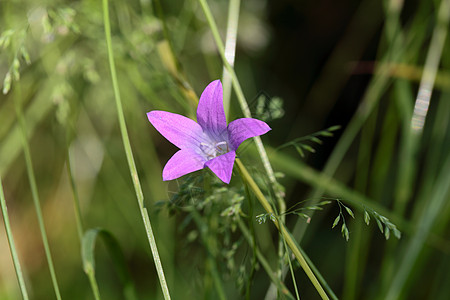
[147,80,271,183]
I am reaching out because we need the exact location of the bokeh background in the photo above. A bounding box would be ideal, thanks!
[1,0,449,299]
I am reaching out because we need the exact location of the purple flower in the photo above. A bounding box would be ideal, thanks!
[147,80,271,184]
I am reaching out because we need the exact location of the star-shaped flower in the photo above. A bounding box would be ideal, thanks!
[147,80,271,184]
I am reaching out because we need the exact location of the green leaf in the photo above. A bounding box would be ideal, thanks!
[301,144,316,153]
[344,227,350,241]
[320,131,333,137]
[269,213,276,222]
[2,72,11,94]
[344,206,355,218]
[332,215,340,228]
[384,226,390,240]
[393,228,402,239]
[306,205,323,211]
[82,228,138,300]
[0,29,14,49]
[318,200,332,206]
[256,214,267,224]
[20,47,31,65]
[364,211,370,225]
[328,125,341,132]
[294,145,305,158]
[295,212,310,220]
[376,218,384,233]
[12,57,20,80]
[311,137,323,144]
[341,223,349,241]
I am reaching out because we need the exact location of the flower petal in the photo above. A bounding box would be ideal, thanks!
[205,151,236,184]
[147,111,206,149]
[162,149,206,181]
[227,118,271,150]
[197,80,227,137]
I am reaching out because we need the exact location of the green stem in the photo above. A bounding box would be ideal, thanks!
[235,159,330,300]
[221,0,241,116]
[282,237,300,300]
[197,0,282,201]
[102,1,171,299]
[86,270,102,300]
[65,133,84,242]
[190,210,226,300]
[65,129,103,300]
[237,220,295,299]
[13,87,62,300]
[0,178,30,300]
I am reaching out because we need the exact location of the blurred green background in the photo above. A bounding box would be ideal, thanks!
[1,0,449,299]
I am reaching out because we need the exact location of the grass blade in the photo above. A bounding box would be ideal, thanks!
[0,178,29,300]
[13,87,62,300]
[82,228,139,300]
[102,0,171,298]
[222,0,240,116]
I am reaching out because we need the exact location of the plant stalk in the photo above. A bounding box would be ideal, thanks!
[235,158,330,300]
[102,0,171,299]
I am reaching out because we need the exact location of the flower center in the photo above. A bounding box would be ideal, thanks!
[200,141,229,159]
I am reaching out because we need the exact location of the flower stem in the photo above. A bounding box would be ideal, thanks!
[64,133,84,242]
[13,87,62,300]
[0,178,30,300]
[221,0,241,117]
[102,1,171,299]
[235,158,330,300]
[197,0,282,197]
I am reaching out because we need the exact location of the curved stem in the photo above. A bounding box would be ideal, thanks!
[235,159,330,300]
[13,87,62,300]
[0,178,30,300]
[102,1,171,299]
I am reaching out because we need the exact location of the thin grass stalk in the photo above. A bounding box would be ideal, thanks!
[102,1,171,299]
[197,2,289,288]
[86,272,101,300]
[384,153,450,299]
[196,0,282,200]
[288,0,432,247]
[65,133,84,242]
[268,150,400,224]
[343,104,378,300]
[382,3,450,296]
[0,178,29,300]
[235,158,330,300]
[395,0,450,216]
[281,238,300,300]
[241,168,257,300]
[289,49,401,245]
[13,87,62,300]
[221,0,240,116]
[236,219,295,299]
[64,129,104,299]
[190,209,227,300]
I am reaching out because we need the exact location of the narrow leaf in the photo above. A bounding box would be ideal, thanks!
[332,215,340,228]
[376,218,384,233]
[344,227,349,241]
[311,137,323,144]
[344,206,355,218]
[384,226,390,240]
[294,145,305,157]
[301,144,316,153]
[3,72,11,94]
[82,228,138,300]
[328,125,341,131]
[393,228,402,239]
[364,211,370,225]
